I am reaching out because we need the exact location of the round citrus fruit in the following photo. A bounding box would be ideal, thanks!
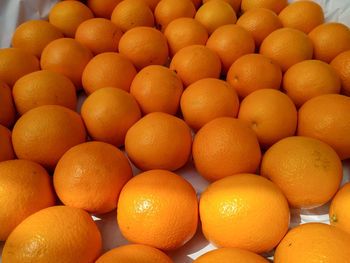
[200,173,290,253]
[261,136,343,208]
[297,94,350,160]
[192,117,261,181]
[180,78,239,131]
[125,112,192,171]
[238,89,297,149]
[130,65,183,115]
[0,81,16,128]
[202,0,241,13]
[274,223,350,263]
[81,87,141,147]
[0,159,55,241]
[330,182,350,235]
[12,70,77,115]
[241,0,287,14]
[86,0,122,18]
[117,169,198,251]
[330,49,350,96]
[2,206,102,263]
[12,105,86,170]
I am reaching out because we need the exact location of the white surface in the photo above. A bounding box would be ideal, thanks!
[1,0,350,262]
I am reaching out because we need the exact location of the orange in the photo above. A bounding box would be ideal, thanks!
[164,18,208,56]
[75,18,123,54]
[274,223,350,262]
[194,248,268,263]
[154,0,196,31]
[202,0,241,13]
[0,125,15,162]
[283,59,341,107]
[0,159,55,241]
[330,182,350,235]
[117,169,198,250]
[190,0,202,9]
[195,0,237,35]
[11,20,63,57]
[40,38,93,89]
[169,45,221,87]
[87,0,122,18]
[226,53,282,99]
[206,24,255,74]
[0,48,40,87]
[125,112,192,171]
[309,22,350,63]
[130,65,183,115]
[118,27,169,70]
[297,94,350,160]
[95,244,173,263]
[12,70,77,115]
[331,50,350,95]
[260,27,313,72]
[0,81,16,128]
[54,141,132,214]
[111,0,154,32]
[82,52,136,94]
[261,136,342,208]
[278,1,324,34]
[180,78,239,131]
[192,117,261,181]
[2,206,102,263]
[241,0,287,14]
[199,173,290,253]
[238,89,297,149]
[236,7,282,47]
[49,1,94,38]
[12,105,86,170]
[81,87,141,146]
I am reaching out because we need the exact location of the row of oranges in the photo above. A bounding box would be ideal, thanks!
[1,0,350,262]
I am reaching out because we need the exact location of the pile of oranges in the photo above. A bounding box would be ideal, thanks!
[1,0,350,262]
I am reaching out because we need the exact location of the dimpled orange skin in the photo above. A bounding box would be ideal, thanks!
[0,125,15,162]
[260,136,343,208]
[260,28,313,72]
[40,38,93,89]
[278,1,324,34]
[283,59,341,107]
[82,52,137,95]
[118,27,169,70]
[12,105,87,171]
[0,159,55,241]
[117,169,198,251]
[49,1,94,38]
[169,45,221,87]
[0,81,16,128]
[54,141,133,214]
[81,87,141,147]
[330,182,350,235]
[309,22,350,63]
[180,78,240,131]
[192,117,261,182]
[193,247,269,263]
[330,50,350,96]
[202,0,241,13]
[241,0,287,14]
[0,48,40,87]
[199,173,290,253]
[87,0,122,18]
[236,8,282,47]
[125,112,192,171]
[95,244,174,263]
[12,70,77,115]
[2,206,102,263]
[75,18,123,54]
[274,223,350,263]
[164,18,209,57]
[129,65,183,115]
[238,89,297,149]
[297,94,350,160]
[12,20,64,58]
[206,24,255,74]
[226,53,282,99]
